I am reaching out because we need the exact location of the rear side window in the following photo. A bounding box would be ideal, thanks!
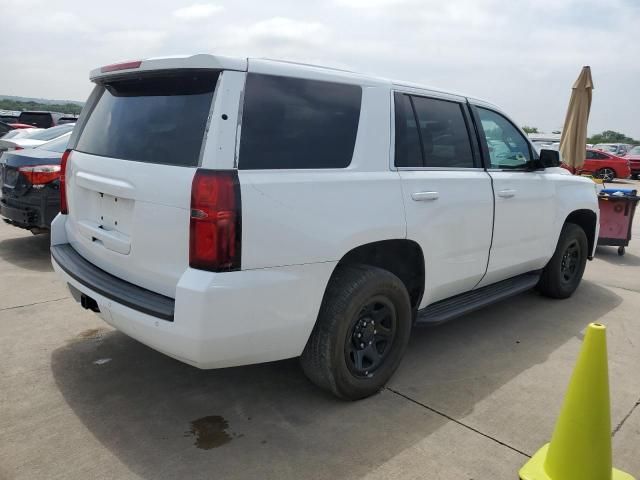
[411,96,475,168]
[18,112,53,128]
[394,93,475,168]
[394,93,423,168]
[238,74,362,169]
[75,71,219,167]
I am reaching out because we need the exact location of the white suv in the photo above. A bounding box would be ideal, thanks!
[51,54,599,400]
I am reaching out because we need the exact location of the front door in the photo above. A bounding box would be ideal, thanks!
[472,106,556,287]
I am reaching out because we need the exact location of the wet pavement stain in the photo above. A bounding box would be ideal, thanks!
[76,328,110,341]
[187,416,233,450]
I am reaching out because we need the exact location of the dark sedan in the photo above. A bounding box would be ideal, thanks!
[0,133,69,232]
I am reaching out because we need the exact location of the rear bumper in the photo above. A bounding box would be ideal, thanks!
[50,216,335,369]
[0,194,58,229]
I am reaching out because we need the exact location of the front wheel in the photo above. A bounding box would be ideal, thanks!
[300,265,412,400]
[537,223,588,299]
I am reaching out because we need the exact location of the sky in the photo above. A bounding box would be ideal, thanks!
[2,0,639,138]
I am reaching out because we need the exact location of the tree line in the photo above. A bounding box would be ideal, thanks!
[0,99,82,115]
[522,126,638,144]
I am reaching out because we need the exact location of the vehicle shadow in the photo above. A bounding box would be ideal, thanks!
[595,246,640,266]
[0,231,52,272]
[50,280,621,480]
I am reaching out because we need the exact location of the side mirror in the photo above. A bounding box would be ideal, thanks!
[539,149,560,168]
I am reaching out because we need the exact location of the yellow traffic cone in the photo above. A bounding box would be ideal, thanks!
[519,323,635,480]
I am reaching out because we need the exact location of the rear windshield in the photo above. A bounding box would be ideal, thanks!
[75,71,219,167]
[27,123,75,141]
[18,112,54,128]
[38,133,71,153]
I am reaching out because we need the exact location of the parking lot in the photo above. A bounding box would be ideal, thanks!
[1,181,639,479]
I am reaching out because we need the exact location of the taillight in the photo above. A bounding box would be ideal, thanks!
[18,165,61,185]
[60,149,72,215]
[189,169,241,272]
[100,60,142,73]
[14,146,23,151]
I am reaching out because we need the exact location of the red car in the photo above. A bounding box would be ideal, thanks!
[623,145,640,179]
[573,149,632,181]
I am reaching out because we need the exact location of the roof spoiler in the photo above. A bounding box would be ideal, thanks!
[90,54,248,81]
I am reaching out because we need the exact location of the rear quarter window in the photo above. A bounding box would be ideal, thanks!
[238,74,362,169]
[75,71,219,167]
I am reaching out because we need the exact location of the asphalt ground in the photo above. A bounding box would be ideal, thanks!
[1,180,639,479]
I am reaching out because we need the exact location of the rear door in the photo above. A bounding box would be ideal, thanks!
[394,91,493,306]
[64,70,222,297]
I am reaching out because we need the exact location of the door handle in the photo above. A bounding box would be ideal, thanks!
[497,189,516,198]
[411,191,439,201]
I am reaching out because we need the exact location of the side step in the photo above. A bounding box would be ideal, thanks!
[415,271,541,326]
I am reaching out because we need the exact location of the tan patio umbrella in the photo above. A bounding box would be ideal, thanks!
[559,66,594,173]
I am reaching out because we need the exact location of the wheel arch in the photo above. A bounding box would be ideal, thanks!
[565,209,598,258]
[332,239,426,311]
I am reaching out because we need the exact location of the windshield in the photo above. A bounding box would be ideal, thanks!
[37,133,71,153]
[596,144,618,153]
[26,124,75,141]
[628,146,640,155]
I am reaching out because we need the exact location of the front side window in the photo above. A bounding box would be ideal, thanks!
[477,108,532,169]
[238,74,362,169]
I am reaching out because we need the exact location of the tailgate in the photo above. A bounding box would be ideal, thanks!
[64,70,219,297]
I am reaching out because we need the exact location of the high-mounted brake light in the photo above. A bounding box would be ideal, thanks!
[18,164,61,185]
[60,149,72,214]
[189,170,241,272]
[100,60,142,73]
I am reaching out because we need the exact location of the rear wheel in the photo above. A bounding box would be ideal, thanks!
[537,223,588,299]
[596,167,616,182]
[300,265,412,400]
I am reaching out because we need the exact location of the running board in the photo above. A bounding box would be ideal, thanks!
[415,272,541,326]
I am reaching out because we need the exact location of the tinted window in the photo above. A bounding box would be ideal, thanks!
[18,112,53,128]
[76,71,218,167]
[477,108,531,169]
[586,150,595,159]
[593,151,608,160]
[27,123,75,141]
[239,74,362,169]
[411,96,475,168]
[394,93,422,167]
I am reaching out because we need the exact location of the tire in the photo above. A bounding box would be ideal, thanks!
[618,246,625,256]
[596,168,616,182]
[537,223,588,299]
[300,264,412,400]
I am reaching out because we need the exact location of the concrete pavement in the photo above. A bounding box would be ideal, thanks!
[1,181,639,479]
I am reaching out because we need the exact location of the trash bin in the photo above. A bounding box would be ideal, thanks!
[597,188,639,256]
